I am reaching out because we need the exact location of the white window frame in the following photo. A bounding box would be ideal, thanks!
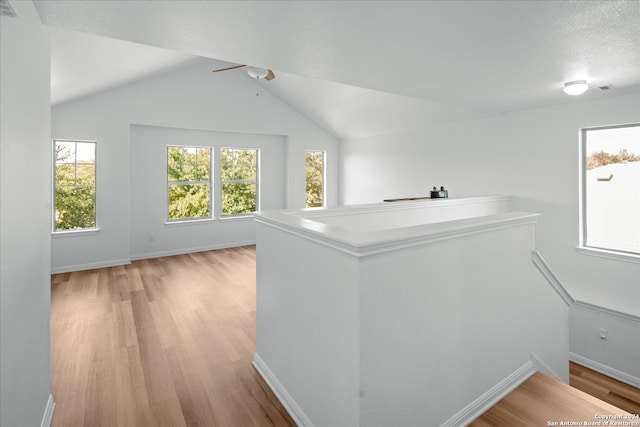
[219,147,260,218]
[305,150,326,208]
[577,123,640,263]
[166,145,213,222]
[52,139,98,234]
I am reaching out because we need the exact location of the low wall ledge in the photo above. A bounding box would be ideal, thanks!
[255,209,540,257]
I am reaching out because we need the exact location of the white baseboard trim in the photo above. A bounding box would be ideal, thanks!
[40,394,55,427]
[252,353,314,427]
[530,353,561,380]
[51,258,131,274]
[51,242,257,273]
[570,352,640,389]
[131,240,256,261]
[441,360,536,427]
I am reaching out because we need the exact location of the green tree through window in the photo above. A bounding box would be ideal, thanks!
[167,146,211,220]
[54,140,97,231]
[306,151,325,208]
[220,148,258,216]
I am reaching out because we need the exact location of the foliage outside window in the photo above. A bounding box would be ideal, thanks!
[167,146,211,220]
[306,151,325,208]
[220,148,258,216]
[54,140,97,231]
[581,124,640,256]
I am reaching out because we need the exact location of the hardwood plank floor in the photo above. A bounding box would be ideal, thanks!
[570,361,640,414]
[51,246,295,427]
[52,246,640,426]
[470,372,634,427]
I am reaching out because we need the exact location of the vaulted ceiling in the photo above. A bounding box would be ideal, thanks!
[35,0,640,139]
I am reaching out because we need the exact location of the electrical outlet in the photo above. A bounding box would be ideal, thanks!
[599,328,608,340]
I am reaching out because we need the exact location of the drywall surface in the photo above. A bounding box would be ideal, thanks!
[358,223,568,426]
[570,303,640,386]
[255,203,568,426]
[341,93,640,382]
[1,3,53,425]
[341,93,640,316]
[51,59,338,271]
[256,223,361,426]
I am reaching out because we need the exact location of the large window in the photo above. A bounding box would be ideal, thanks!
[220,148,258,216]
[306,150,325,208]
[580,123,640,258]
[167,146,212,220]
[54,139,97,231]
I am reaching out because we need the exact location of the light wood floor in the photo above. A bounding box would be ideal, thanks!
[570,361,640,414]
[470,371,635,427]
[51,246,295,427]
[52,246,640,426]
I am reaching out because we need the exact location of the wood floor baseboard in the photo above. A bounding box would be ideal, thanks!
[49,246,639,426]
[50,246,295,427]
[442,360,536,427]
[570,361,640,414]
[40,394,55,427]
[253,353,314,427]
[570,353,640,389]
[470,371,634,427]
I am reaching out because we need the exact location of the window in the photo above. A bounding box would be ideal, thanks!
[54,139,97,231]
[220,148,258,216]
[167,146,211,220]
[306,150,325,208]
[580,123,640,258]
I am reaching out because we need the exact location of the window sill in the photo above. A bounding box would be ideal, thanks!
[220,214,255,221]
[165,218,216,227]
[575,246,640,264]
[52,228,100,238]
[164,215,256,226]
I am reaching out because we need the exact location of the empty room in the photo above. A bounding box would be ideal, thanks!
[1,1,639,426]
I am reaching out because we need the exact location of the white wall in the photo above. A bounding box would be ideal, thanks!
[51,59,338,272]
[0,2,53,425]
[359,222,568,426]
[255,204,569,426]
[256,224,361,427]
[570,303,640,387]
[341,93,640,382]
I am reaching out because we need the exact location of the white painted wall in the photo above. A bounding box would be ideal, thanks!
[51,59,338,272]
[0,2,53,425]
[130,124,285,259]
[341,93,640,382]
[570,303,640,387]
[256,224,361,427]
[255,202,568,426]
[358,223,568,426]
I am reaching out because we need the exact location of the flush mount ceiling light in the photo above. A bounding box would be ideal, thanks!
[563,80,589,96]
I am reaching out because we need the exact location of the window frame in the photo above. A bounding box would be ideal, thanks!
[577,122,640,263]
[166,145,213,222]
[219,147,260,218]
[52,138,98,233]
[305,150,326,208]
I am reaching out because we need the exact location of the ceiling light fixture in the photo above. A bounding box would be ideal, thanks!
[247,67,269,80]
[247,67,269,96]
[563,80,589,96]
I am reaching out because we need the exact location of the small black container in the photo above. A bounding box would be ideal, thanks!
[430,186,448,199]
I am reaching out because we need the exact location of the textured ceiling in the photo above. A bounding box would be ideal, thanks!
[34,0,640,139]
